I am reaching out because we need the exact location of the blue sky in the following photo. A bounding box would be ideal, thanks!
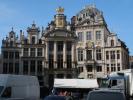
[0,0,133,55]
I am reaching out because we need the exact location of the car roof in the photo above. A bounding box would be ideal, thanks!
[87,90,126,100]
[44,95,66,100]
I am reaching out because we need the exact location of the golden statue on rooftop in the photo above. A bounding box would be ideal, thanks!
[56,6,64,14]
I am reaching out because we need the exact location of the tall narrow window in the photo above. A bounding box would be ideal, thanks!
[67,42,71,51]
[78,49,83,61]
[30,48,35,57]
[97,66,102,72]
[24,39,28,44]
[86,65,92,72]
[117,63,120,71]
[86,31,92,40]
[67,55,72,69]
[31,36,35,44]
[10,41,13,47]
[23,48,28,57]
[96,31,101,40]
[49,41,54,51]
[30,60,35,73]
[96,49,102,60]
[15,52,19,59]
[107,67,109,72]
[9,52,14,59]
[57,54,63,69]
[110,51,115,59]
[3,63,8,74]
[106,51,109,60]
[23,60,28,74]
[49,54,54,69]
[39,39,42,44]
[117,50,120,59]
[9,63,13,73]
[37,61,42,73]
[15,62,19,74]
[57,41,63,52]
[78,32,83,41]
[87,50,92,60]
[3,51,8,59]
[37,48,42,56]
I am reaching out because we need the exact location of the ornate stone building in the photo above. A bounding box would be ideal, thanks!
[0,5,129,94]
[1,7,77,96]
[42,7,77,87]
[72,5,129,79]
[1,28,21,75]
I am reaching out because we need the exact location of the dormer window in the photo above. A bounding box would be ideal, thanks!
[83,14,85,18]
[11,35,13,38]
[10,41,13,47]
[111,39,114,46]
[78,17,82,21]
[24,39,28,44]
[32,36,35,44]
[39,39,42,44]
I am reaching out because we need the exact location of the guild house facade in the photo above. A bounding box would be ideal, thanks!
[0,5,129,94]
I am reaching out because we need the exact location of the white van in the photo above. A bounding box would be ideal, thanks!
[100,69,133,97]
[0,74,40,100]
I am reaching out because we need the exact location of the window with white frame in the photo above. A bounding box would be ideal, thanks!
[30,48,36,57]
[37,48,42,56]
[110,51,115,59]
[96,31,101,40]
[23,48,28,57]
[86,31,92,40]
[78,49,83,61]
[97,66,102,72]
[87,50,92,60]
[31,36,36,44]
[117,50,120,59]
[78,32,83,41]
[96,49,102,60]
[106,51,109,60]
[86,65,93,72]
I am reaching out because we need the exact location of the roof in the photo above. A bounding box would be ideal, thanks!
[54,79,98,89]
[0,74,39,86]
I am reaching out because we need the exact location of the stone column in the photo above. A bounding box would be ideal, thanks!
[35,48,37,57]
[72,43,75,68]
[63,42,67,68]
[45,42,49,68]
[54,41,57,69]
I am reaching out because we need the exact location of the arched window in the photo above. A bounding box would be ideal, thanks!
[111,39,114,46]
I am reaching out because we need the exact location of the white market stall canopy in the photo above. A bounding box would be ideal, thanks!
[54,79,99,89]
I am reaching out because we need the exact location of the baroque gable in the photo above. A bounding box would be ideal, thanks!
[43,29,76,39]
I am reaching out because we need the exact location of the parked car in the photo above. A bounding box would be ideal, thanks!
[87,90,126,100]
[44,95,73,100]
